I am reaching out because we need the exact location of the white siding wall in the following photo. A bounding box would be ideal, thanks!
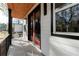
[50,36,79,56]
[41,3,51,56]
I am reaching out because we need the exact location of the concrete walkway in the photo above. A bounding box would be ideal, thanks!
[7,33,42,56]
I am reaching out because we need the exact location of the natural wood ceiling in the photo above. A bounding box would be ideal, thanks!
[7,3,36,19]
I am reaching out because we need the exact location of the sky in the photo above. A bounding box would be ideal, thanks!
[0,10,8,24]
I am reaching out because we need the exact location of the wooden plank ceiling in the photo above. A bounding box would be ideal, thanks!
[7,3,36,19]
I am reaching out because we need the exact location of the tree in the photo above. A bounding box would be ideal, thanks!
[57,7,74,32]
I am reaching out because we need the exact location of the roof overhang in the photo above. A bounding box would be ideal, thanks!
[7,3,36,19]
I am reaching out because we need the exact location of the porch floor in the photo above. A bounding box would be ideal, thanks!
[7,33,43,56]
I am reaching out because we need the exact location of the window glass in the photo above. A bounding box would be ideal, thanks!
[55,3,71,9]
[56,4,79,32]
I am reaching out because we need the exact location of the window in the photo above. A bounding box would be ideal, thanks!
[0,3,8,37]
[53,3,79,36]
[55,3,71,9]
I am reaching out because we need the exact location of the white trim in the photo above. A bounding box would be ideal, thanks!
[53,3,56,34]
[55,3,78,13]
[54,32,79,36]
[24,3,39,18]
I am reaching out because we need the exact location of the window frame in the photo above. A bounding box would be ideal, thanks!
[52,3,79,39]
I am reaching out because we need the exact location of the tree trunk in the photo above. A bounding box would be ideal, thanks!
[66,25,69,32]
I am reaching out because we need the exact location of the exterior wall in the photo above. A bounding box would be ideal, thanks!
[27,3,79,56]
[50,36,79,56]
[41,3,51,56]
[50,3,79,56]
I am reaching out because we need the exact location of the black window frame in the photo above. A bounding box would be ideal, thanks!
[51,3,79,40]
